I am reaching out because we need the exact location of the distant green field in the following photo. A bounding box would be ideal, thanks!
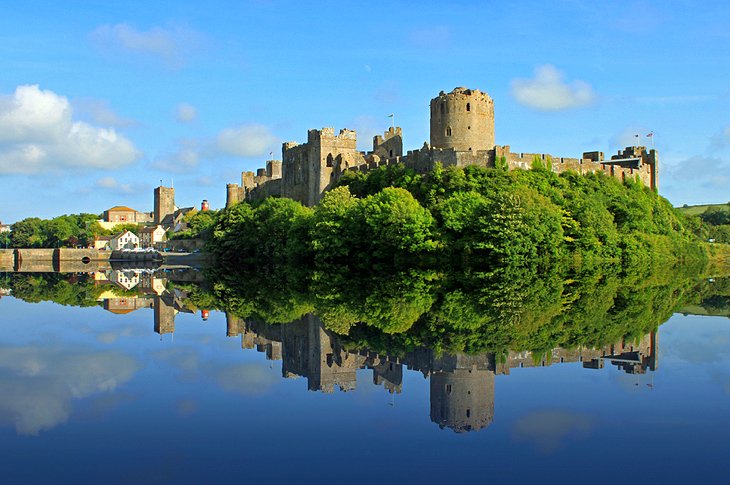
[677,203,730,216]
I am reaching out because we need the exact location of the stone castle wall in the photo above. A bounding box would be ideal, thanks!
[225,87,658,209]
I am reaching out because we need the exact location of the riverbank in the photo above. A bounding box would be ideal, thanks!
[705,243,730,276]
[0,248,162,272]
[161,251,211,267]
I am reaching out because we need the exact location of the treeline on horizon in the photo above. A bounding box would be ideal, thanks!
[208,162,707,270]
[1,210,218,249]
[1,213,141,249]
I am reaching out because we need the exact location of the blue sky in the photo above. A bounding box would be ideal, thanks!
[1,0,729,222]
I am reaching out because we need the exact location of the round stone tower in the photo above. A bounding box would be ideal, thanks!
[430,368,494,433]
[430,87,494,152]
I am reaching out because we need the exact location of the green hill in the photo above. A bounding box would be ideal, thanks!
[677,203,730,216]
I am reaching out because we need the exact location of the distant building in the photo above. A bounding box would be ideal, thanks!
[164,207,195,231]
[139,225,166,248]
[93,235,112,250]
[103,206,153,224]
[139,273,166,296]
[109,230,139,251]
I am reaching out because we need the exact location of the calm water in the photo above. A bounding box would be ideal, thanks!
[0,270,729,483]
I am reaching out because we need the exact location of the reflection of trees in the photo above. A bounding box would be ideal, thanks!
[6,263,725,359]
[6,273,104,307]
[190,261,716,358]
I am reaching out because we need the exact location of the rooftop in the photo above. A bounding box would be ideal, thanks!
[106,206,138,212]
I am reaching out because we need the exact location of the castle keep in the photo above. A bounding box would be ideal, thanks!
[226,87,658,208]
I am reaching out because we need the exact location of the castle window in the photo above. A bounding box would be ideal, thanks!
[466,102,471,112]
[446,126,452,137]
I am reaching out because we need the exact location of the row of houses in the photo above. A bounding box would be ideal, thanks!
[94,225,167,251]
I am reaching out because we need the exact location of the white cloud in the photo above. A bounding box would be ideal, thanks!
[151,123,278,173]
[151,138,200,173]
[72,98,138,129]
[511,65,597,111]
[175,103,198,123]
[0,345,140,435]
[213,123,278,158]
[89,23,203,68]
[609,126,652,150]
[667,155,730,188]
[0,85,142,174]
[95,176,139,194]
[711,126,730,148]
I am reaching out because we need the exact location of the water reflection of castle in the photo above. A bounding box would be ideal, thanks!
[96,274,658,434]
[96,270,196,335]
[227,314,658,434]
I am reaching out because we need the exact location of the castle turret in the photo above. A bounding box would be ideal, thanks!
[226,183,241,208]
[266,159,282,179]
[430,87,494,153]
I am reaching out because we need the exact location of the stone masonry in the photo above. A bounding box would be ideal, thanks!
[225,87,659,208]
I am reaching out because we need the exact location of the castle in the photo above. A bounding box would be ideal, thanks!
[226,87,659,208]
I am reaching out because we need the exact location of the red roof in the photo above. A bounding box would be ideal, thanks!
[106,206,138,212]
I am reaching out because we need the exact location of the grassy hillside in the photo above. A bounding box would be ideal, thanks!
[677,203,730,216]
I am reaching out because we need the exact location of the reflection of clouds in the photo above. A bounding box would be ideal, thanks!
[85,392,137,420]
[96,325,145,344]
[154,347,279,396]
[664,328,730,364]
[177,398,198,416]
[513,409,594,453]
[215,363,278,395]
[0,345,140,435]
[153,347,201,371]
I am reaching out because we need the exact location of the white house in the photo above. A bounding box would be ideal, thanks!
[109,270,140,291]
[110,230,140,250]
[139,225,167,248]
[93,235,112,250]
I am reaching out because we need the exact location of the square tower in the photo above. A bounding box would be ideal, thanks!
[154,186,175,224]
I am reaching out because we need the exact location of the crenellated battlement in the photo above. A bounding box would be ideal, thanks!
[225,86,658,209]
